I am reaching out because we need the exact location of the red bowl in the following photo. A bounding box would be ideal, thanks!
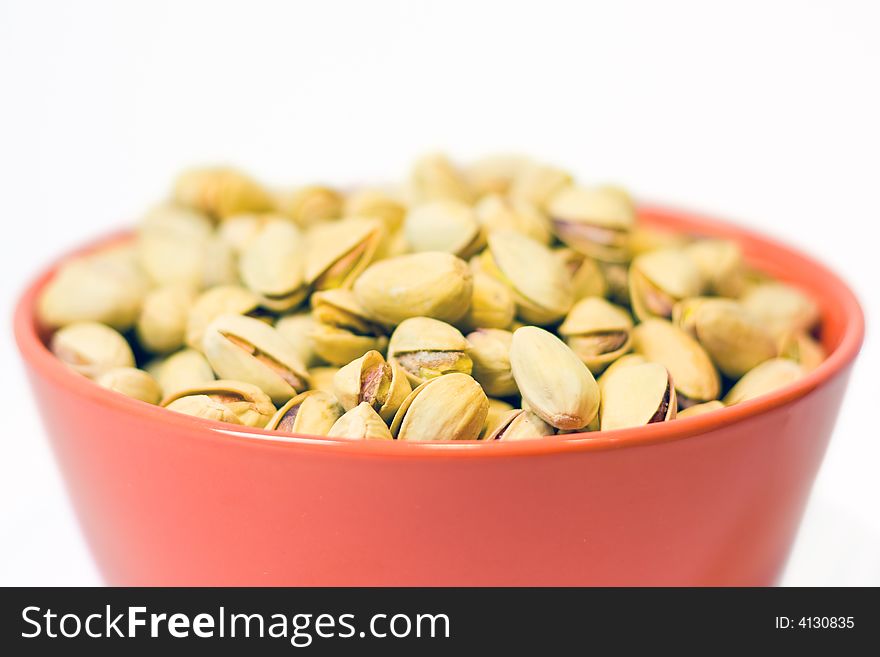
[14,205,864,586]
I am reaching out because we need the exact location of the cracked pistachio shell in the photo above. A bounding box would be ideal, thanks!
[275,312,321,368]
[677,400,725,419]
[509,326,600,430]
[391,373,489,441]
[328,402,393,441]
[162,380,276,427]
[466,329,517,397]
[308,366,340,394]
[597,353,650,394]
[486,409,556,441]
[173,167,274,220]
[310,323,388,366]
[684,239,745,298]
[547,185,635,262]
[332,350,412,422]
[151,348,215,396]
[555,248,607,301]
[374,226,410,261]
[137,205,237,289]
[629,248,703,321]
[38,251,148,331]
[51,322,135,379]
[777,330,826,372]
[311,289,387,335]
[277,185,344,228]
[203,314,311,405]
[474,193,552,245]
[509,162,572,210]
[457,270,516,332]
[388,317,473,386]
[481,230,573,325]
[404,200,485,258]
[559,297,633,375]
[741,283,820,338]
[136,284,196,354]
[96,367,162,405]
[599,362,676,431]
[629,225,691,256]
[218,212,284,254]
[353,251,473,325]
[632,319,720,405]
[409,153,473,204]
[724,358,805,406]
[239,219,307,312]
[465,154,532,196]
[345,188,407,232]
[186,285,262,351]
[600,262,631,306]
[305,217,384,290]
[481,398,516,439]
[266,390,344,435]
[673,297,777,379]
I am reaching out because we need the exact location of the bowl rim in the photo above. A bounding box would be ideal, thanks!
[14,203,865,458]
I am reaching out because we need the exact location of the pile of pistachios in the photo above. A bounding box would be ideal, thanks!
[37,154,824,441]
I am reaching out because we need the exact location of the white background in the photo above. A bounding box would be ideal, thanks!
[1,0,878,585]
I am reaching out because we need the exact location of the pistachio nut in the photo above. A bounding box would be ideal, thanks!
[465,154,532,196]
[684,239,745,298]
[555,248,608,301]
[409,153,473,204]
[51,321,135,379]
[332,350,412,422]
[136,284,196,354]
[559,297,633,375]
[387,317,473,386]
[305,217,383,291]
[310,289,389,365]
[740,282,820,338]
[546,185,635,262]
[277,185,344,228]
[466,328,517,397]
[328,402,393,440]
[308,366,340,395]
[173,166,274,220]
[96,367,162,404]
[486,409,556,441]
[353,251,473,325]
[404,200,485,258]
[629,248,703,321]
[457,271,516,332]
[629,225,691,256]
[266,390,344,436]
[599,362,676,430]
[186,285,263,351]
[474,193,552,245]
[38,250,148,331]
[217,213,271,254]
[480,229,573,325]
[600,261,630,307]
[777,330,826,372]
[275,312,321,368]
[373,226,410,261]
[509,326,600,430]
[481,398,516,439]
[673,297,777,379]
[631,319,720,406]
[239,219,308,312]
[202,313,310,404]
[597,353,650,392]
[676,400,725,419]
[162,379,276,427]
[390,372,489,441]
[150,348,215,396]
[723,358,805,406]
[508,162,572,209]
[344,188,407,232]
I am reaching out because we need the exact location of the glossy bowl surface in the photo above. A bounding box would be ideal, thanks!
[14,205,864,585]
